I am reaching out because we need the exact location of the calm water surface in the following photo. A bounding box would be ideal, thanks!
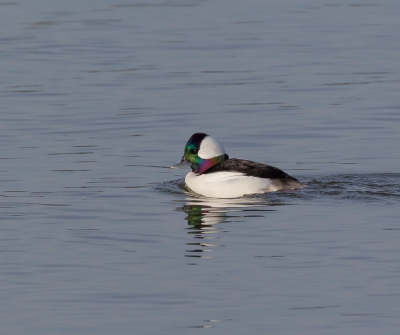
[1,0,400,334]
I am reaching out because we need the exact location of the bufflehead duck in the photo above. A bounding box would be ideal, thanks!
[170,133,303,198]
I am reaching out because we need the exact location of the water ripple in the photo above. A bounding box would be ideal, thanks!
[158,173,400,205]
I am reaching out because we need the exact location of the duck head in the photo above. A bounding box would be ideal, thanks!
[171,133,229,174]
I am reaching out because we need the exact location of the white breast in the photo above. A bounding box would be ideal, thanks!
[185,171,277,198]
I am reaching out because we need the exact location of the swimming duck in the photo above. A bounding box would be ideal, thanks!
[170,133,303,198]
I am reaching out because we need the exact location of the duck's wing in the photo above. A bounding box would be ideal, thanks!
[203,158,296,180]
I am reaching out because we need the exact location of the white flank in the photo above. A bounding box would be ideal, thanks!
[185,172,276,198]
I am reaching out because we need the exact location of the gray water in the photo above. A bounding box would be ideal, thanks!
[1,0,400,334]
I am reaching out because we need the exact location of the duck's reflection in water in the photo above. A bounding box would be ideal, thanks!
[176,197,277,261]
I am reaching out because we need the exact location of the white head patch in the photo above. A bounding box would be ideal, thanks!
[198,135,226,159]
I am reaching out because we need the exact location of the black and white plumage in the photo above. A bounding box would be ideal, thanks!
[171,133,303,198]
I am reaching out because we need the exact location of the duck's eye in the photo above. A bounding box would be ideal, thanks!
[191,149,198,154]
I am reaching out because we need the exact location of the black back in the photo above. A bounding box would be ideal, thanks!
[203,158,297,181]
